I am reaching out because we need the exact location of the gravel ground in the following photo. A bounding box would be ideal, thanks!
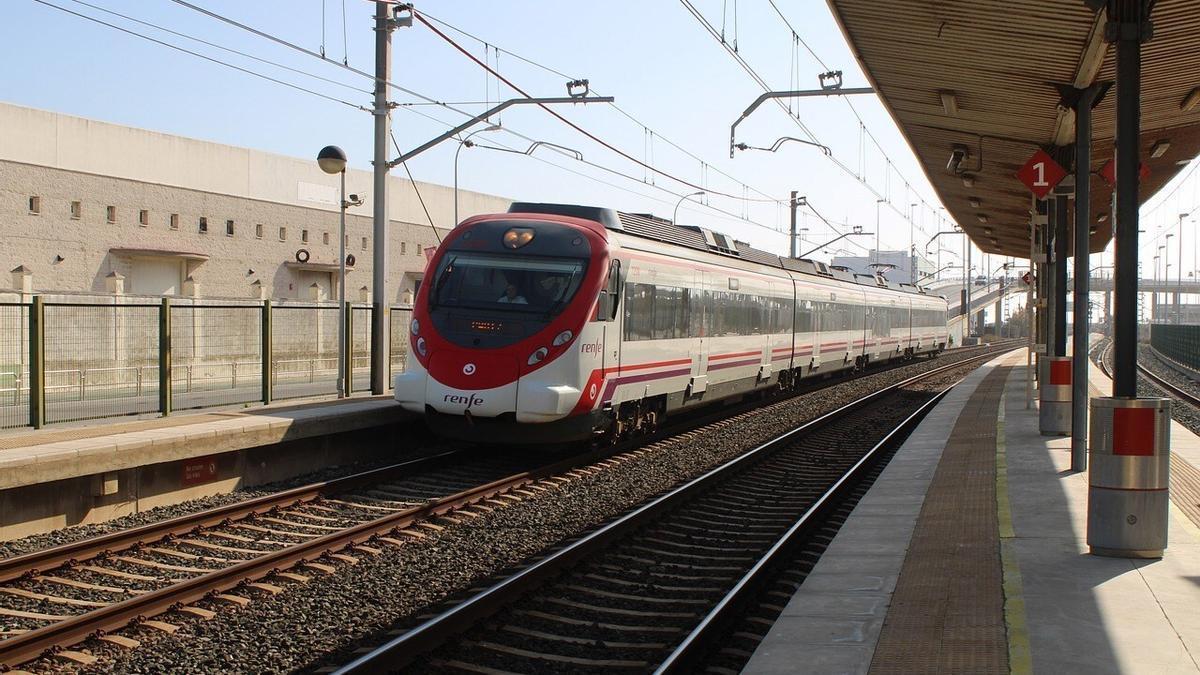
[1094,337,1200,437]
[50,347,1007,674]
[1137,343,1200,436]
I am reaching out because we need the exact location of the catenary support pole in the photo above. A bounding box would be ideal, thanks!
[1072,84,1101,471]
[789,191,798,259]
[370,2,394,395]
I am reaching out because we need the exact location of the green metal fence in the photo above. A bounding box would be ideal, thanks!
[43,302,160,424]
[0,298,413,430]
[0,303,30,429]
[1150,323,1200,372]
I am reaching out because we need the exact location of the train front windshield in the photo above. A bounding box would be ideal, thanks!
[431,252,587,315]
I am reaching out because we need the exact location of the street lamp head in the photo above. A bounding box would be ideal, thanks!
[317,145,347,174]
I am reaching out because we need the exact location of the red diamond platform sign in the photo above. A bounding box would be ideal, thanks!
[1016,149,1067,199]
[1022,271,1032,285]
[1098,159,1150,187]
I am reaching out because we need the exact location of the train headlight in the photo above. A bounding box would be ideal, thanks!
[552,330,573,346]
[410,318,420,335]
[527,346,548,366]
[416,337,427,357]
[503,228,535,249]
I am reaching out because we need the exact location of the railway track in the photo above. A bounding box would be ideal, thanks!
[1097,340,1200,409]
[0,342,1013,671]
[334,349,1010,673]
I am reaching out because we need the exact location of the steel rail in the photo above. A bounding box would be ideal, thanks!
[0,444,622,668]
[334,347,1014,673]
[0,449,461,585]
[1095,340,1198,409]
[1136,360,1200,409]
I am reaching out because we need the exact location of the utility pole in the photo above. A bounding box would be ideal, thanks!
[789,191,799,258]
[371,1,397,395]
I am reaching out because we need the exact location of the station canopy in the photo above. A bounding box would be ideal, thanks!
[825,0,1200,258]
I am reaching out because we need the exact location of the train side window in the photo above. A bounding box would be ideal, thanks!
[597,259,621,322]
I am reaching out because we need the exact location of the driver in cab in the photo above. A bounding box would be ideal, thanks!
[498,283,528,304]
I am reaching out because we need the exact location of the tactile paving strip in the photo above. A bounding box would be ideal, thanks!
[1171,452,1200,530]
[868,367,1012,674]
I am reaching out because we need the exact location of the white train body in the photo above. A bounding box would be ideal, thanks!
[395,204,949,443]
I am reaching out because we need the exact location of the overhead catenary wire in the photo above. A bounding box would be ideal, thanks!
[31,0,366,110]
[679,0,941,245]
[411,9,780,207]
[165,0,791,218]
[90,0,848,252]
[390,132,442,244]
[60,0,370,97]
[418,8,786,208]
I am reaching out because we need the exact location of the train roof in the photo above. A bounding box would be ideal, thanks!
[507,202,934,298]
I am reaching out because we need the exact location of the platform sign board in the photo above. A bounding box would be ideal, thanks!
[1016,150,1067,200]
[1022,271,1033,285]
[181,455,220,487]
[1098,159,1150,187]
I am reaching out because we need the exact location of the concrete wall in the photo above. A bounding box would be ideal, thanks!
[0,101,512,301]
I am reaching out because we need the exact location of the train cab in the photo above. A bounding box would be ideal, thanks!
[395,204,619,442]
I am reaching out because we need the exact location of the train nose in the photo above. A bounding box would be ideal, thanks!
[426,350,518,417]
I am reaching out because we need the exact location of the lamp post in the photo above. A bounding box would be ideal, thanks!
[318,145,349,399]
[1178,212,1189,323]
[673,191,706,225]
[453,124,502,227]
[908,202,918,283]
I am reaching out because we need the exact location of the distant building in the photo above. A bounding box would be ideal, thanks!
[830,249,934,284]
[0,102,511,303]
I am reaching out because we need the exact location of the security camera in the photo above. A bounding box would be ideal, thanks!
[348,193,360,203]
[947,145,967,174]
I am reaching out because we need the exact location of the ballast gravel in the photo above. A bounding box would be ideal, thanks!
[40,347,1004,674]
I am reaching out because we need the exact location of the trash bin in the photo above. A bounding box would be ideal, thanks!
[1039,356,1071,435]
[1087,396,1171,558]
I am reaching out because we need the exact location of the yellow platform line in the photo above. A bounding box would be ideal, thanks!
[996,389,1033,674]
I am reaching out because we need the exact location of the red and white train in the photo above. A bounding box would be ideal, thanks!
[395,203,949,443]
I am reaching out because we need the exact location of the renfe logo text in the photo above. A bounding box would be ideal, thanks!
[444,393,484,407]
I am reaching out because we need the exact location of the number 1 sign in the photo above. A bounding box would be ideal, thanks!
[1016,149,1067,200]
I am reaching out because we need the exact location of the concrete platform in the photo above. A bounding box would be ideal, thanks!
[0,397,413,540]
[744,349,1200,674]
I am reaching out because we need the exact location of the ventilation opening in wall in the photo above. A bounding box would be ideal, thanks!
[401,242,407,255]
[255,223,263,239]
[226,219,235,236]
[139,210,149,227]
[199,216,208,233]
[28,196,40,214]
[71,201,81,219]
[169,213,179,229]
[361,236,368,250]
[106,205,117,223]
[302,229,309,244]
[322,232,330,245]
[279,226,287,241]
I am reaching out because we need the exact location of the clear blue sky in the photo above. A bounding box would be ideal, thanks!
[3,0,1194,279]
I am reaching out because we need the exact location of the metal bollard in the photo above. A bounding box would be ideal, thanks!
[1039,355,1072,435]
[1087,397,1171,558]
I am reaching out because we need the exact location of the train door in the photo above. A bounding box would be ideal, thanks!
[689,270,708,395]
[603,259,622,374]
